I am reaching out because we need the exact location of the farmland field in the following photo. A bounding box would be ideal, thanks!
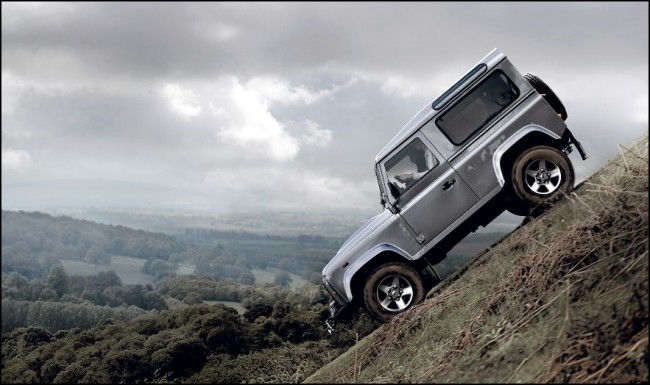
[251,267,308,288]
[58,256,308,289]
[59,255,153,286]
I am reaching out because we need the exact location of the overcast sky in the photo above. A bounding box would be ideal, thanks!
[2,2,648,216]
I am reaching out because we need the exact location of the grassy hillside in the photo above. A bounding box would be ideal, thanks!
[305,133,648,383]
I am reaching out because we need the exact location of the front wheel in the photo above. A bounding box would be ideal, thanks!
[362,262,424,322]
[508,145,574,215]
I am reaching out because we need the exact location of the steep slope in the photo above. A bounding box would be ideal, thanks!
[305,133,648,383]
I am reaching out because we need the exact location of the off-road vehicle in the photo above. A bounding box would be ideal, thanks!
[322,48,587,328]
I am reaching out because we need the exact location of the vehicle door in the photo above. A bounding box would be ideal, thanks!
[381,132,479,247]
[421,66,523,198]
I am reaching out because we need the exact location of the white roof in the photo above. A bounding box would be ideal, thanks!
[374,48,506,163]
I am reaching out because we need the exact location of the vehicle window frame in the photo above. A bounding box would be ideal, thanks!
[432,64,487,110]
[375,163,388,204]
[435,70,520,146]
[382,137,440,201]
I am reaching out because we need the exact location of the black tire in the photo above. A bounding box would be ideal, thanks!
[362,262,424,322]
[524,73,568,121]
[509,145,574,215]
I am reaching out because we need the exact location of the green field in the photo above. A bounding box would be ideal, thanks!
[59,256,307,289]
[59,255,153,286]
[175,263,195,275]
[251,267,308,288]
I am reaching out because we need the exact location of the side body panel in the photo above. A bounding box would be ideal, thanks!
[384,133,479,249]
[323,210,421,303]
[421,58,569,199]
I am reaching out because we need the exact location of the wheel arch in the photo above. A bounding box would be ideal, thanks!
[346,247,427,305]
[510,144,576,208]
[493,125,564,187]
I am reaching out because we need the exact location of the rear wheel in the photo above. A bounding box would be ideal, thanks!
[362,262,424,322]
[508,145,574,215]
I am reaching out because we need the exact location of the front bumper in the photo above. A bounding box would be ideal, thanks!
[322,276,352,333]
[322,276,348,310]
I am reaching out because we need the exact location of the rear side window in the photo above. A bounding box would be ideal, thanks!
[436,71,519,145]
[432,64,487,110]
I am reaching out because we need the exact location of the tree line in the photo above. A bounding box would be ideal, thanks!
[2,265,331,334]
[2,210,189,280]
[1,210,341,285]
[0,211,385,383]
[2,288,379,383]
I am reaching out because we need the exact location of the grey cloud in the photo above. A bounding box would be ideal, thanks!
[4,3,646,82]
[1,2,647,215]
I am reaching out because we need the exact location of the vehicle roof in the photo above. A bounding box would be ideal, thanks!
[374,48,506,163]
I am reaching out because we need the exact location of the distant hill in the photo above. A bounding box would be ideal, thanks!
[306,134,649,383]
[0,209,348,286]
[1,179,226,213]
[1,210,192,280]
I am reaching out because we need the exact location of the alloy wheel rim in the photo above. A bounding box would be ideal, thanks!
[376,274,414,312]
[524,158,562,196]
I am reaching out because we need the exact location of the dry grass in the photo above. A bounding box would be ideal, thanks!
[306,133,648,384]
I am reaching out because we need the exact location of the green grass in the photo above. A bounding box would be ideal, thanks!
[251,267,308,288]
[59,255,153,286]
[60,256,308,290]
[175,263,195,275]
[305,133,649,384]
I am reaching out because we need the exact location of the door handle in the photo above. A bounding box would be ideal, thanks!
[442,179,456,191]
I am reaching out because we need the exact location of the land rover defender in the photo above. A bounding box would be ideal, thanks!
[322,49,587,328]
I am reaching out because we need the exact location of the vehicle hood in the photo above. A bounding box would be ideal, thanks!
[331,209,392,262]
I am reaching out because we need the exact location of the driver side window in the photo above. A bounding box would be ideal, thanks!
[385,138,438,198]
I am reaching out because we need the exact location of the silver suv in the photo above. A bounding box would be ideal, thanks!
[322,49,587,326]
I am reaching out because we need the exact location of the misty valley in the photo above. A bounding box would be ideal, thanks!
[1,209,506,383]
